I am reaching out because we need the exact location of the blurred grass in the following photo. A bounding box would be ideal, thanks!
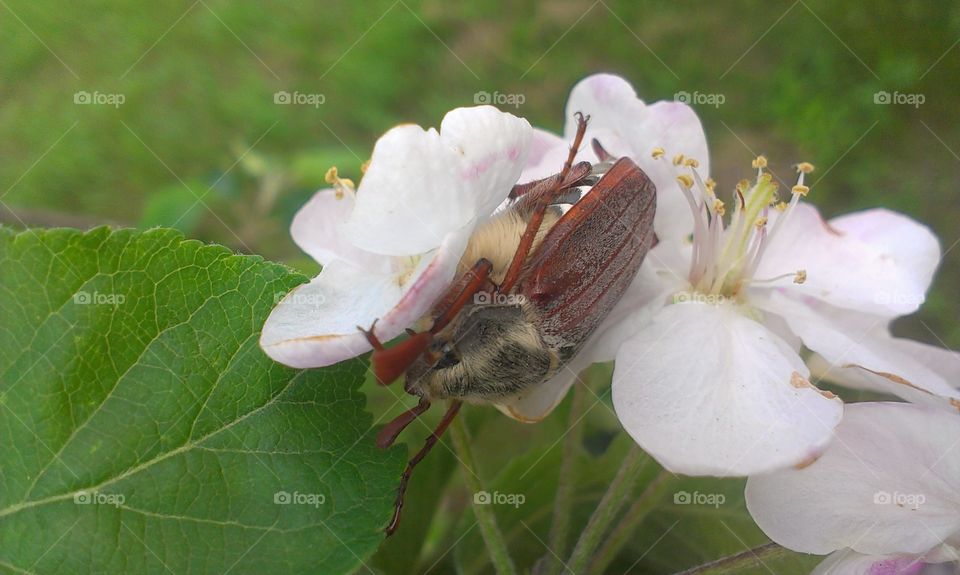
[1,1,958,335]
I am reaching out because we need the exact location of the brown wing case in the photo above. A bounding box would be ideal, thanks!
[517,157,656,359]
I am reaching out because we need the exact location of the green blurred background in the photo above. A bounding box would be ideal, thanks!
[2,1,958,572]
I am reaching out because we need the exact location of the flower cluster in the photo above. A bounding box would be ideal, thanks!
[260,73,960,569]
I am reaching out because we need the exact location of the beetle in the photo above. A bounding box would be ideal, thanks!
[361,113,657,534]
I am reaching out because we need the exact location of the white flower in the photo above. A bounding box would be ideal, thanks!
[746,402,960,574]
[611,157,960,476]
[259,106,532,368]
[532,75,959,476]
[497,73,713,423]
[521,73,709,242]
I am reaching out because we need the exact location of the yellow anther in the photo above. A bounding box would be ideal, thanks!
[683,157,700,168]
[759,172,773,184]
[361,159,371,174]
[325,166,355,199]
[794,270,807,284]
[755,216,768,228]
[713,198,726,216]
[652,147,665,159]
[752,155,768,169]
[736,179,750,192]
[672,153,685,166]
[795,162,815,174]
[676,174,694,188]
[705,177,717,192]
[792,184,810,196]
[325,166,340,185]
[775,201,788,212]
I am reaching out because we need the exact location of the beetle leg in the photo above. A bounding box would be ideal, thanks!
[359,259,493,386]
[376,396,432,449]
[498,113,591,293]
[559,111,590,181]
[427,258,494,334]
[385,399,462,536]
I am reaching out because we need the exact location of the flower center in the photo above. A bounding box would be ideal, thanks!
[658,151,813,300]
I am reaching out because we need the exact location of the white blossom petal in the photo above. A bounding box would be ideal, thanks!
[564,74,709,240]
[746,402,960,558]
[756,205,941,317]
[260,233,467,368]
[612,301,843,476]
[517,128,567,183]
[811,550,926,575]
[344,106,531,256]
[289,187,392,272]
[759,291,960,413]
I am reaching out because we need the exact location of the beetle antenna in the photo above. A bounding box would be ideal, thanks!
[386,400,462,536]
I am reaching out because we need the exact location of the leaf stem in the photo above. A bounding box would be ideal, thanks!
[673,542,791,574]
[541,383,587,575]
[588,468,673,574]
[566,445,646,573]
[449,415,518,575]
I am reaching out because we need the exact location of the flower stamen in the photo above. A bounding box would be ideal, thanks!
[669,153,813,300]
[326,166,357,200]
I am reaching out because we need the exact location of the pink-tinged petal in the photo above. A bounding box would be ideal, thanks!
[345,106,531,256]
[563,74,709,241]
[630,101,708,241]
[289,187,392,272]
[758,291,960,412]
[756,204,940,317]
[260,233,467,368]
[612,301,843,476]
[830,208,941,295]
[495,262,674,422]
[517,128,567,183]
[746,403,960,557]
[517,138,572,185]
[812,550,925,575]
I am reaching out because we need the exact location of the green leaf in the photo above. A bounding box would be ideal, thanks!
[0,227,404,574]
